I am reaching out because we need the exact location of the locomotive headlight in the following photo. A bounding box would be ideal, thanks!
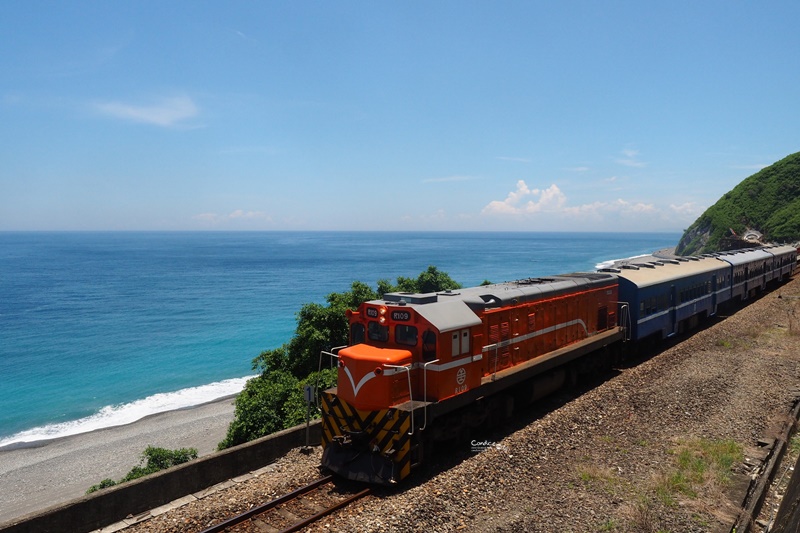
[379,305,387,316]
[379,316,387,325]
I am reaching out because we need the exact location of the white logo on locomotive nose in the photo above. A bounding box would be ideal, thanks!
[456,367,466,385]
[343,366,377,398]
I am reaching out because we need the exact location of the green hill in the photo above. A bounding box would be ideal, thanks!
[675,151,800,255]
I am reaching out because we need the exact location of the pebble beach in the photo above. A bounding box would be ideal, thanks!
[0,397,236,525]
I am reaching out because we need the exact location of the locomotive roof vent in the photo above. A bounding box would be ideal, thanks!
[598,267,621,273]
[640,263,656,269]
[437,289,462,297]
[383,292,438,305]
[620,265,640,270]
[663,259,680,265]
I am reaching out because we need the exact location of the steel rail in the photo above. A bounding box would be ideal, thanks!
[199,475,334,533]
[277,486,372,533]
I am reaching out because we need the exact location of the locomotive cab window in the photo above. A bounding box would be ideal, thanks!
[368,321,388,342]
[351,323,365,345]
[395,325,418,346]
[422,330,437,361]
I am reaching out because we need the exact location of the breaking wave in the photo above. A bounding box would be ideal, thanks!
[594,254,651,271]
[0,376,255,449]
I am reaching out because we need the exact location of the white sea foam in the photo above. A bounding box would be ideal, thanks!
[0,376,256,449]
[595,254,651,271]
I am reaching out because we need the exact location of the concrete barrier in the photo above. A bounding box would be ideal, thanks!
[0,420,322,533]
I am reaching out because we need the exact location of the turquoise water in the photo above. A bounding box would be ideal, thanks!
[0,231,679,446]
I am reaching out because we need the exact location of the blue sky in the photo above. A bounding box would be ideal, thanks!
[1,2,798,232]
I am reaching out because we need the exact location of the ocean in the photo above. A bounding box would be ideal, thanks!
[0,231,679,447]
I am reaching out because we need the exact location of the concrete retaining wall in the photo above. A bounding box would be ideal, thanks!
[0,420,321,533]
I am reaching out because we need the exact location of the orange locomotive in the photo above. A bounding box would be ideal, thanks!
[320,272,624,484]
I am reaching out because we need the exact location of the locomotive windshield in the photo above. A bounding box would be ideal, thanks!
[367,321,388,342]
[395,325,418,346]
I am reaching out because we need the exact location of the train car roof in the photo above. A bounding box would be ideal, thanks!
[404,299,483,333]
[714,248,774,266]
[763,244,798,256]
[605,256,726,289]
[378,272,617,333]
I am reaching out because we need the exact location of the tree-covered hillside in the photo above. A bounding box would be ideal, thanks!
[676,151,800,255]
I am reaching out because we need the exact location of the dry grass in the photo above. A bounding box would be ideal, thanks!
[621,497,663,533]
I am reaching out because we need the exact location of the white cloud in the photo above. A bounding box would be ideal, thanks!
[562,201,606,216]
[480,180,676,231]
[192,213,220,223]
[94,95,198,127]
[192,210,272,225]
[229,209,270,220]
[615,148,646,168]
[481,181,567,215]
[669,202,704,218]
[560,198,655,218]
[612,198,656,214]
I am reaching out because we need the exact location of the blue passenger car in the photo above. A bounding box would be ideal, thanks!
[765,245,798,283]
[606,257,728,341]
[715,249,773,301]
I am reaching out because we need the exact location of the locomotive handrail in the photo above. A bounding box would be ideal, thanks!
[316,346,347,409]
[383,363,415,435]
[421,359,440,431]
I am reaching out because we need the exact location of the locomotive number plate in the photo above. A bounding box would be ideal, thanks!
[391,310,411,321]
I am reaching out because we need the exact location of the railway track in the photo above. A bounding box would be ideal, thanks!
[198,475,371,533]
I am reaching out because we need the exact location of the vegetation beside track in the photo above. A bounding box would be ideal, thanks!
[87,446,198,493]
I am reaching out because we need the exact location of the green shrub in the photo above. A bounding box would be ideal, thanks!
[86,478,117,493]
[87,446,198,494]
[217,368,338,449]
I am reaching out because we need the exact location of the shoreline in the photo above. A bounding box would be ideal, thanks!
[0,393,240,452]
[0,396,236,525]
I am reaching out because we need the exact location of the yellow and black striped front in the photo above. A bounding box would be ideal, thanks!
[320,388,414,484]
